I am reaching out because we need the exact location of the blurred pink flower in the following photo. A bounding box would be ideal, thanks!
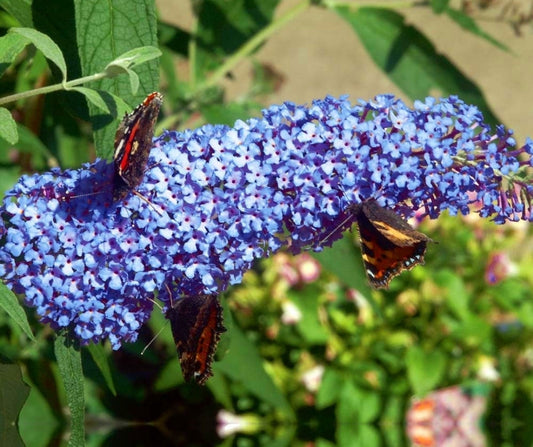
[275,253,321,287]
[485,252,516,285]
[406,385,488,447]
[294,253,321,283]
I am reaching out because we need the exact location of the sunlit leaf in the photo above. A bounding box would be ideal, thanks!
[10,28,67,82]
[0,363,30,447]
[214,320,294,416]
[0,283,35,341]
[0,107,18,144]
[73,0,159,158]
[335,7,500,127]
[406,346,446,396]
[86,343,116,396]
[54,333,84,447]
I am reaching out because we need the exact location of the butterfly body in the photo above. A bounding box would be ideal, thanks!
[352,200,431,289]
[113,92,163,201]
[166,294,226,385]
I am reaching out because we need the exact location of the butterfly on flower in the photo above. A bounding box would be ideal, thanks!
[351,200,432,289]
[113,92,163,201]
[165,294,226,385]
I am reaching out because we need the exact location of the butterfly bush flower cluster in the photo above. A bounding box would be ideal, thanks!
[1,94,533,348]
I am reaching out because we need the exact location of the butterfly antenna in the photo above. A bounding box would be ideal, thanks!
[319,208,357,246]
[140,292,170,355]
[145,296,163,311]
[132,190,164,216]
[164,282,175,308]
[141,325,167,356]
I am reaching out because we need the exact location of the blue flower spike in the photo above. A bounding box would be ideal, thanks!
[2,94,533,349]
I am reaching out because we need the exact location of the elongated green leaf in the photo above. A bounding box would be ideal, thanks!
[214,320,294,416]
[105,46,162,94]
[0,107,18,145]
[406,345,446,396]
[74,0,159,158]
[0,0,33,27]
[0,33,28,78]
[86,344,116,396]
[10,27,67,81]
[0,283,35,341]
[312,233,381,317]
[195,0,280,77]
[54,333,85,447]
[0,364,30,447]
[445,8,510,53]
[335,7,500,127]
[105,46,162,75]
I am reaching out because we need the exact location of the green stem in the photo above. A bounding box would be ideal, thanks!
[189,14,199,92]
[0,72,107,106]
[195,0,312,93]
[323,0,423,9]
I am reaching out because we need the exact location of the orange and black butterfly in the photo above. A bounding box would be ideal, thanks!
[113,92,163,201]
[165,294,226,385]
[351,200,432,289]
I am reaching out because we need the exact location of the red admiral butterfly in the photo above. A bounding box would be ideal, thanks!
[113,92,163,201]
[166,294,226,385]
[352,200,431,289]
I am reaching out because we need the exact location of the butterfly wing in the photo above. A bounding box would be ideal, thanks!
[113,92,163,201]
[166,294,226,385]
[355,200,431,289]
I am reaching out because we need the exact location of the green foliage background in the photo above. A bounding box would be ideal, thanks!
[0,0,532,446]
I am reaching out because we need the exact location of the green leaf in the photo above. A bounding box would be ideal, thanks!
[289,287,329,344]
[0,167,20,197]
[70,87,111,114]
[195,0,280,77]
[335,7,500,127]
[105,46,162,94]
[54,333,85,447]
[445,8,510,53]
[0,0,33,27]
[430,0,449,13]
[10,27,67,82]
[313,234,367,291]
[450,314,492,348]
[0,107,18,144]
[74,0,159,158]
[406,346,446,396]
[105,46,162,75]
[201,102,263,126]
[86,344,116,396]
[316,368,345,409]
[0,282,35,341]
[336,382,381,446]
[214,320,294,417]
[19,381,59,447]
[0,33,28,78]
[434,270,471,320]
[0,363,30,447]
[312,233,381,317]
